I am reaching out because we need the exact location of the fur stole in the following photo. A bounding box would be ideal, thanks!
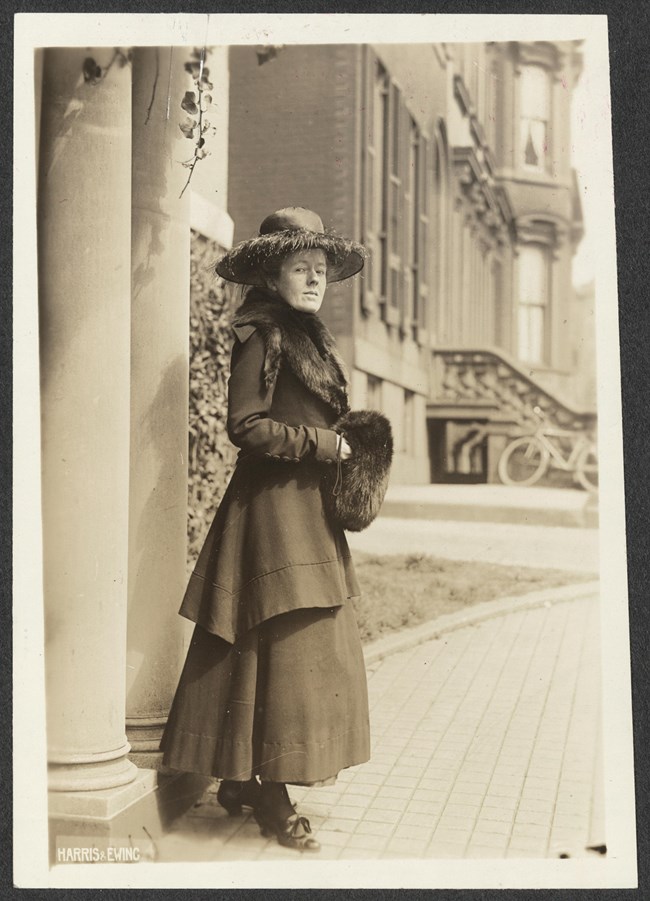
[231,288,350,415]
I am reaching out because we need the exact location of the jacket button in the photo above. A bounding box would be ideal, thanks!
[324,459,333,465]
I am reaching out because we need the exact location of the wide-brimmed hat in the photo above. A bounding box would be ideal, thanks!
[215,207,366,286]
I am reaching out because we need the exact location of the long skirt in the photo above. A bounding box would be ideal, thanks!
[160,603,370,785]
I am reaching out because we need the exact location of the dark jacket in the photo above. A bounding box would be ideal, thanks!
[178,289,360,644]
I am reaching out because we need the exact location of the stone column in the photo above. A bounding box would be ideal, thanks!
[125,47,192,764]
[39,48,136,792]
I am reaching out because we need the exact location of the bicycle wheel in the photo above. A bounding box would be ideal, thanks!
[498,437,549,487]
[576,443,599,492]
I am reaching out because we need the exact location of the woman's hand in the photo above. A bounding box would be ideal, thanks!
[337,435,353,461]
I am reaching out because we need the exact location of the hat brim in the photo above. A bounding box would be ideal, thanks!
[215,228,366,286]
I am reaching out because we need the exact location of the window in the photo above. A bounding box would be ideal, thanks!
[363,57,400,313]
[362,48,430,338]
[417,134,430,334]
[374,62,389,299]
[519,65,550,172]
[367,374,382,410]
[407,121,430,337]
[403,390,415,454]
[387,81,402,312]
[492,259,506,350]
[406,118,418,325]
[517,245,549,364]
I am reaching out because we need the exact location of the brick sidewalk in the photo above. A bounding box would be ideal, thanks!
[156,593,603,862]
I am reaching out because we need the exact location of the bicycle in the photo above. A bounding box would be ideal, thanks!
[498,412,598,492]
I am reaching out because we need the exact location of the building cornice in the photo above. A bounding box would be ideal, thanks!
[454,73,496,181]
[495,170,573,192]
[453,73,472,117]
[452,146,515,248]
[512,41,562,74]
[514,212,576,256]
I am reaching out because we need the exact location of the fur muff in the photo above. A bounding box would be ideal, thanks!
[322,410,394,532]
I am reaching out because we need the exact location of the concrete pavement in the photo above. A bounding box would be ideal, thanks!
[346,516,599,574]
[155,588,603,862]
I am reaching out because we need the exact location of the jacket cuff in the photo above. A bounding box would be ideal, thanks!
[314,428,340,463]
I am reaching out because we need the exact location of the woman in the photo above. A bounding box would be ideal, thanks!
[160,207,371,853]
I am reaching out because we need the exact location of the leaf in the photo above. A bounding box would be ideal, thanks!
[203,94,212,108]
[181,91,198,115]
[179,117,198,138]
[82,57,102,84]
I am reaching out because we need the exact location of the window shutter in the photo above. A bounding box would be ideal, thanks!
[384,80,402,327]
[418,134,430,338]
[399,87,409,330]
[402,113,415,337]
[361,46,378,315]
[377,61,390,316]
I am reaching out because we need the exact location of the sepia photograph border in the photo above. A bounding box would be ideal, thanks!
[11,8,642,893]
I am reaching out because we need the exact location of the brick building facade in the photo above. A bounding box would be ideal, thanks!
[226,41,591,484]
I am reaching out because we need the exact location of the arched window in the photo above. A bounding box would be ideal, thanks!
[517,244,549,364]
[519,65,550,172]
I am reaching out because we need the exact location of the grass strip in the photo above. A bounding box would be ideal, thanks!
[351,551,593,644]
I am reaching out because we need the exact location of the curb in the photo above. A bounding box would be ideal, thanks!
[362,578,600,667]
[379,501,599,530]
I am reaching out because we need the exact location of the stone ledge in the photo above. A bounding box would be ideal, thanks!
[190,192,234,248]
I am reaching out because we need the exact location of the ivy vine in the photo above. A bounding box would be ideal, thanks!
[82,48,132,85]
[187,232,238,568]
[179,47,216,199]
[82,46,284,198]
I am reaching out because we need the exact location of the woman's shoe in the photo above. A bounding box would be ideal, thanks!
[254,807,321,852]
[216,778,262,816]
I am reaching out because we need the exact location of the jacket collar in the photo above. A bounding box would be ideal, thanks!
[232,288,350,415]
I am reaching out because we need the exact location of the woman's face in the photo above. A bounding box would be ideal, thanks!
[268,249,328,313]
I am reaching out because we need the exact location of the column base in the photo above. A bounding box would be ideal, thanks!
[49,768,210,866]
[126,716,167,770]
[128,750,165,771]
[48,755,138,793]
